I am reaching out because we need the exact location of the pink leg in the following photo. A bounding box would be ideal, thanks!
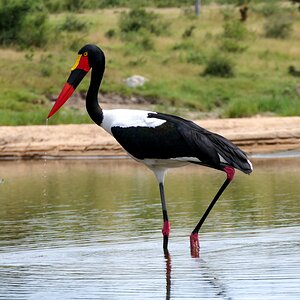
[190,233,200,258]
[162,220,171,237]
[190,167,235,257]
[162,220,171,251]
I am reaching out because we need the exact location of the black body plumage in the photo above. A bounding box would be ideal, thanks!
[111,112,252,174]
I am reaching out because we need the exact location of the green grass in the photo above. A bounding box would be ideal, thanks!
[0,2,299,125]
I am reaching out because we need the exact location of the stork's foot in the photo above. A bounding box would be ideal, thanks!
[162,221,171,251]
[190,233,200,258]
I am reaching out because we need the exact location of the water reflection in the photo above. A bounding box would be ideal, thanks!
[164,251,171,300]
[0,158,300,299]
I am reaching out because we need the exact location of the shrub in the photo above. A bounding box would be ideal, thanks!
[288,66,300,77]
[221,38,248,53]
[58,14,89,32]
[123,30,155,51]
[98,0,124,8]
[119,8,168,36]
[118,8,169,50]
[221,8,234,21]
[18,11,49,48]
[105,29,116,39]
[172,40,195,51]
[139,35,155,51]
[67,35,87,51]
[0,0,49,48]
[0,0,31,46]
[223,19,248,41]
[225,98,258,118]
[154,0,192,7]
[264,17,293,39]
[220,19,249,53]
[64,0,84,12]
[39,54,54,77]
[186,52,206,65]
[128,57,147,66]
[258,2,280,17]
[44,0,64,13]
[182,25,196,39]
[203,55,234,78]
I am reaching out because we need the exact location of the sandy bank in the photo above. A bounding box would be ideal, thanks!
[0,116,299,160]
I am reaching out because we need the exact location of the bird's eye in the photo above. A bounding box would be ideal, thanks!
[83,52,88,56]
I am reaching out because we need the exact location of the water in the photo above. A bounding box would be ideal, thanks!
[0,158,299,299]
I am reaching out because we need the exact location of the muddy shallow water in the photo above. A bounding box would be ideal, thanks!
[0,158,299,299]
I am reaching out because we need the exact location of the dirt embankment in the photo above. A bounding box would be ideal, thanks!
[0,116,299,160]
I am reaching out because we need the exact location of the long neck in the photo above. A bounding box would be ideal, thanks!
[86,63,104,126]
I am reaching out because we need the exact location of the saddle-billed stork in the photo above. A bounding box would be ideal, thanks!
[47,44,253,256]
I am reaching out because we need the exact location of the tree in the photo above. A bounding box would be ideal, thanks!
[238,1,251,22]
[195,0,201,16]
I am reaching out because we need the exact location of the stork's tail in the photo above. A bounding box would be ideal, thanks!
[210,132,253,174]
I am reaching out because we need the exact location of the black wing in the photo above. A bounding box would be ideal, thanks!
[111,119,193,160]
[149,113,253,174]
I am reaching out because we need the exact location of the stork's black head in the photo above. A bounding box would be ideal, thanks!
[47,44,105,118]
[77,44,105,70]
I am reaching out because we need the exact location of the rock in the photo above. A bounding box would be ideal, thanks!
[124,75,148,88]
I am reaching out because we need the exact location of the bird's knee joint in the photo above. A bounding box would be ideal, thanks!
[224,166,235,181]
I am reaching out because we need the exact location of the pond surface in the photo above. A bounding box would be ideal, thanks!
[0,157,299,299]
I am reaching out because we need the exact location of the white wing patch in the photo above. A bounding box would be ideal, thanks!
[101,109,165,134]
[218,153,228,164]
[247,159,253,171]
[170,157,201,163]
[139,157,201,169]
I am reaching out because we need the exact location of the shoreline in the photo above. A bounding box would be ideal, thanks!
[0,116,299,160]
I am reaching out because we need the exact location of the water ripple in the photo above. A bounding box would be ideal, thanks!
[0,159,300,299]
